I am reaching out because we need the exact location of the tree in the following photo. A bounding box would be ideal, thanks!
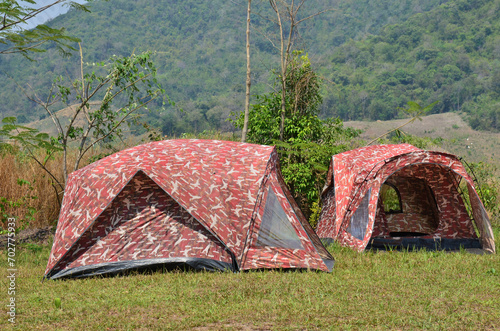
[0,0,94,59]
[241,0,252,142]
[265,0,330,141]
[234,52,359,221]
[0,48,167,204]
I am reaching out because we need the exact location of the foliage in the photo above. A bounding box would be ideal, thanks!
[234,52,359,221]
[321,0,500,132]
[380,184,402,213]
[0,0,93,59]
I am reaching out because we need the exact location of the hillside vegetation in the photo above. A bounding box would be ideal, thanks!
[322,0,500,132]
[0,0,467,135]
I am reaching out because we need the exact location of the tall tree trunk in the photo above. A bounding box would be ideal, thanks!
[241,0,252,142]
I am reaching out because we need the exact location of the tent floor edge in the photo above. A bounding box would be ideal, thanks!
[367,237,482,252]
[46,257,235,280]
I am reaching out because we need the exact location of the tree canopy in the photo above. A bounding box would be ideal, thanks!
[0,0,93,59]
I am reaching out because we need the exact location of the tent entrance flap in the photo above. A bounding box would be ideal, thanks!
[46,171,233,279]
[376,175,440,237]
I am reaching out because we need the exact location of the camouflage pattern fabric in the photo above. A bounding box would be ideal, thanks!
[317,144,495,253]
[45,139,334,279]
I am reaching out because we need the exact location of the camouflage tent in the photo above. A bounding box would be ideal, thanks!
[44,139,334,279]
[316,144,495,253]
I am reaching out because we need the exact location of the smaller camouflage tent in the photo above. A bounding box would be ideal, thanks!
[44,139,334,279]
[316,144,495,253]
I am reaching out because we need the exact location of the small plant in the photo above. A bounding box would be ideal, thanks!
[54,298,62,309]
[467,162,500,226]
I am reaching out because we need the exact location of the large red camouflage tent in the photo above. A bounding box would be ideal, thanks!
[45,139,334,279]
[316,144,496,253]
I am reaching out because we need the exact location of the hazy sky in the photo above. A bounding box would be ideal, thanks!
[21,0,87,29]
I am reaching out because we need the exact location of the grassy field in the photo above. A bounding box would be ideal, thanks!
[1,113,498,329]
[1,228,499,330]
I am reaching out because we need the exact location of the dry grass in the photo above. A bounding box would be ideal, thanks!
[0,151,62,229]
[0,141,137,230]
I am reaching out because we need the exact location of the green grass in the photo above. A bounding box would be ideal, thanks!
[1,229,499,330]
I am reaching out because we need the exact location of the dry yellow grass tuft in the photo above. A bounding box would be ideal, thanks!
[0,144,128,230]
[0,151,62,229]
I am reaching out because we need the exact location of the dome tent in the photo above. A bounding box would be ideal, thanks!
[45,139,334,279]
[316,144,495,253]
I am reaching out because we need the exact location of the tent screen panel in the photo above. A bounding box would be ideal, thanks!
[256,188,304,250]
[348,189,371,240]
[381,183,402,213]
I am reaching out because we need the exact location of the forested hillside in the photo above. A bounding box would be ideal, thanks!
[4,0,500,135]
[321,0,500,132]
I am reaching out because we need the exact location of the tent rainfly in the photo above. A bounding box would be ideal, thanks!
[316,144,496,253]
[44,139,334,279]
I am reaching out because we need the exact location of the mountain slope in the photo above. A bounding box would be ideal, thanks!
[320,0,500,132]
[0,0,473,135]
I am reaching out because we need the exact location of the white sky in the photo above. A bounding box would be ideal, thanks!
[20,0,87,29]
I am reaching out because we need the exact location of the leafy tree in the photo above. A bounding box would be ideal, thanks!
[0,49,167,203]
[0,0,94,59]
[234,51,359,222]
[265,0,330,141]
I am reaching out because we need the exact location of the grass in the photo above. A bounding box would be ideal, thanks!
[1,228,499,330]
[1,129,499,329]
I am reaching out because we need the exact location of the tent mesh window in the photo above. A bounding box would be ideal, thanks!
[381,183,402,213]
[256,188,304,250]
[347,189,372,240]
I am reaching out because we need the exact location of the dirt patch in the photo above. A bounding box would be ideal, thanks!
[0,226,55,248]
